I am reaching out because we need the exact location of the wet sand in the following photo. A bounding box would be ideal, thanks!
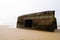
[0,25,60,40]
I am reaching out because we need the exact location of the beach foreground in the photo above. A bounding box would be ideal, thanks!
[0,25,60,40]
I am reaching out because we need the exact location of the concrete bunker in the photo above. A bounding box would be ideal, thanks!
[17,10,57,32]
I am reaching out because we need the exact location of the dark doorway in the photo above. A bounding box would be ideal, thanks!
[24,20,32,28]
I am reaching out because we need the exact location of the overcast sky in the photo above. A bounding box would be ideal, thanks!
[0,0,60,27]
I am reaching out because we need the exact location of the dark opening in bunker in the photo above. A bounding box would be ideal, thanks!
[24,20,32,28]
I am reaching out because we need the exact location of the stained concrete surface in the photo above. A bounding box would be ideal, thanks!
[0,25,60,40]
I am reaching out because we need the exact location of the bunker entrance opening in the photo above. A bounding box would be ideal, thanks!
[24,20,32,28]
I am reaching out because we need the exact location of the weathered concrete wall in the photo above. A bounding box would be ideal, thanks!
[17,11,55,27]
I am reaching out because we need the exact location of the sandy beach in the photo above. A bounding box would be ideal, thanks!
[0,25,60,40]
